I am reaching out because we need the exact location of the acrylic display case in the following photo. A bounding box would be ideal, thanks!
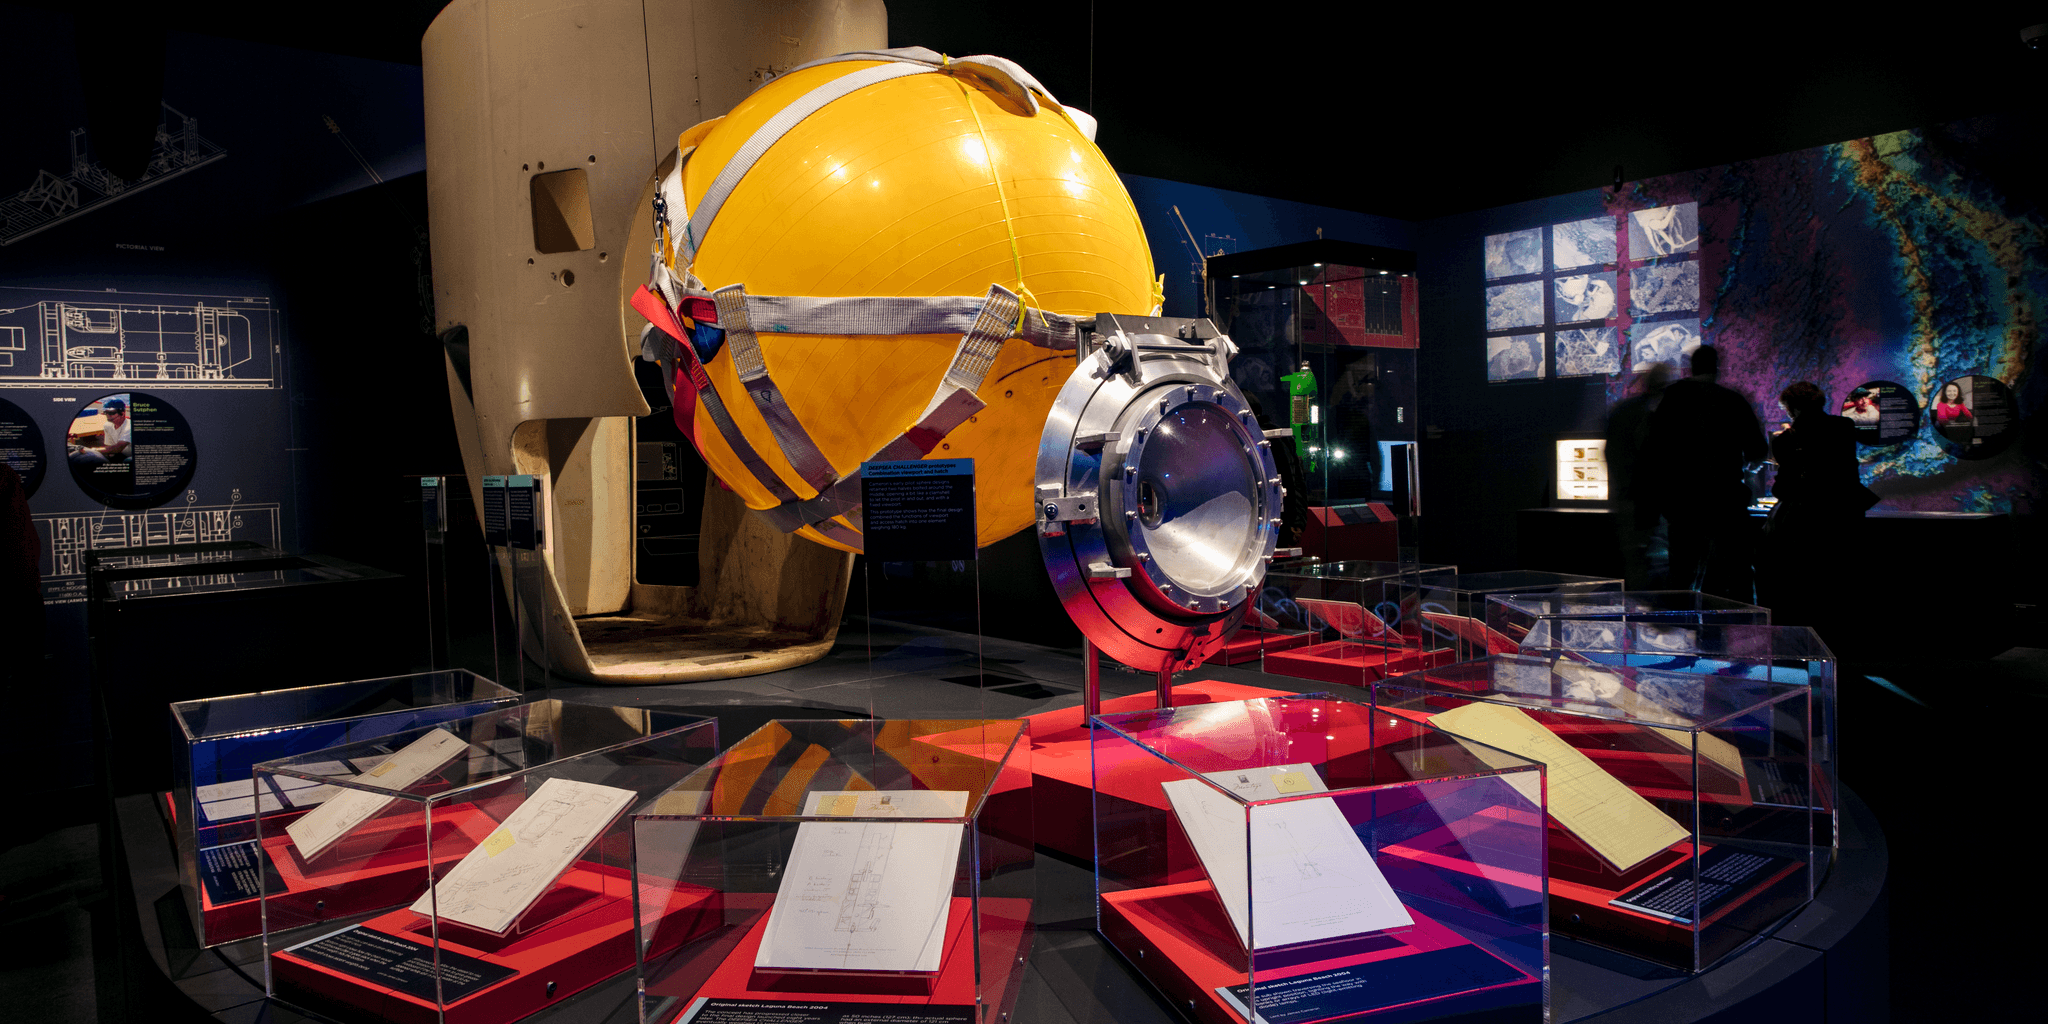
[1241,561,1459,686]
[1093,695,1547,1024]
[1514,622,1838,853]
[1373,655,1818,971]
[1414,571,1623,661]
[256,700,718,1024]
[168,670,519,947]
[633,719,1032,1024]
[1485,590,1769,652]
[1208,242,1423,564]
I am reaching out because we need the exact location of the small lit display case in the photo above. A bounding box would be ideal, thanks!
[168,670,519,947]
[1373,655,1818,971]
[1093,695,1547,1024]
[1485,590,1769,651]
[1414,571,1623,660]
[256,700,718,1024]
[1514,622,1839,854]
[1554,438,1609,503]
[1242,560,1459,684]
[633,719,1033,1024]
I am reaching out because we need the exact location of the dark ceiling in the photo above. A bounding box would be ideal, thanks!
[40,1,2048,221]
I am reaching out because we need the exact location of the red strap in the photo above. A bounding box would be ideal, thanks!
[630,285,703,445]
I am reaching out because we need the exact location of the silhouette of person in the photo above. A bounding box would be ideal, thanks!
[1640,346,1766,598]
[1761,381,1873,630]
[1605,362,1673,589]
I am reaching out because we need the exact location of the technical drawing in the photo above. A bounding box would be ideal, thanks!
[0,104,227,248]
[0,293,275,388]
[34,503,282,604]
[835,829,895,933]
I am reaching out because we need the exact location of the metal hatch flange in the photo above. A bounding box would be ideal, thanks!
[1035,314,1284,676]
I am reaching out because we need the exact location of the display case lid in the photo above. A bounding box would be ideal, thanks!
[254,699,713,799]
[1275,559,1457,581]
[1493,589,1764,618]
[172,669,517,742]
[1379,653,1804,729]
[1423,570,1621,591]
[641,718,1028,821]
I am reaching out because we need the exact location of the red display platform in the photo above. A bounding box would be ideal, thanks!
[182,801,495,945]
[654,895,1032,1022]
[1022,681,1290,863]
[1263,640,1453,688]
[1213,629,1313,666]
[1100,880,1537,1024]
[1300,504,1399,563]
[1386,705,1808,968]
[275,865,718,1024]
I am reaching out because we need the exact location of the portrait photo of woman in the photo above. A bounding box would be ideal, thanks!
[1933,379,1974,443]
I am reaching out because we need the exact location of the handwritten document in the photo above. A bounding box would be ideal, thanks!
[410,777,635,934]
[285,729,470,861]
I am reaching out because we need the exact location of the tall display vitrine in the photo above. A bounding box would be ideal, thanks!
[1208,241,1421,564]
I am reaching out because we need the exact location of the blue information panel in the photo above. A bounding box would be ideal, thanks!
[859,459,975,562]
[481,476,508,547]
[507,474,541,550]
[420,476,445,533]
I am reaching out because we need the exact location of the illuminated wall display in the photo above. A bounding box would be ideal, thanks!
[1555,439,1608,502]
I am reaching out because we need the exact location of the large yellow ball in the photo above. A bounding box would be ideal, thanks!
[673,58,1156,553]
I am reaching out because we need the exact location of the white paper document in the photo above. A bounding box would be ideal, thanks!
[285,729,470,861]
[270,760,357,809]
[1161,764,1414,951]
[754,790,970,974]
[195,779,283,823]
[409,777,636,934]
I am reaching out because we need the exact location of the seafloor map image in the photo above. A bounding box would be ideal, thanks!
[1553,216,1618,269]
[1486,281,1543,330]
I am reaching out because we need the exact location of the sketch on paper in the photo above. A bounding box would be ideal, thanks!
[412,777,637,935]
[754,790,970,973]
[286,729,470,861]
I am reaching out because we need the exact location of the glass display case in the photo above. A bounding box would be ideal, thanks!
[1485,590,1768,652]
[169,670,519,947]
[1413,571,1624,661]
[1242,561,1459,686]
[1514,623,1838,853]
[633,719,1032,1024]
[1208,242,1422,564]
[256,700,717,1024]
[1373,655,1818,971]
[1093,695,1547,1024]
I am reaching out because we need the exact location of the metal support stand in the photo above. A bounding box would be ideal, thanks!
[1082,638,1101,717]
[1156,666,1174,709]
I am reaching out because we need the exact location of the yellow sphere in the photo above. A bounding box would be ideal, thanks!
[669,57,1155,553]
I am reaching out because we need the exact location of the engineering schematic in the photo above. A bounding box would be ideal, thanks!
[35,503,283,603]
[0,104,227,248]
[0,294,275,387]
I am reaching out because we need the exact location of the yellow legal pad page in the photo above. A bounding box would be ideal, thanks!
[1430,702,1689,872]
